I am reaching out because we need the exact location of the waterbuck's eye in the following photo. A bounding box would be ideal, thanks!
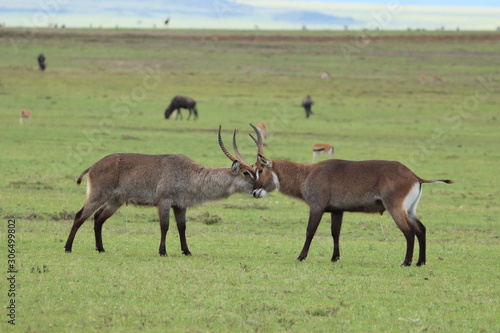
[243,171,250,176]
[258,169,263,175]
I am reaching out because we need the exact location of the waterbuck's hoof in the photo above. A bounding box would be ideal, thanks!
[416,261,426,267]
[296,256,306,262]
[331,256,340,262]
[65,249,72,253]
[401,262,412,267]
[183,251,192,256]
[96,248,106,253]
[159,246,168,256]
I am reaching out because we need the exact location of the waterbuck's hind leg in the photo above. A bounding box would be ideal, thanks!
[401,230,416,266]
[173,206,191,256]
[330,211,344,262]
[65,201,102,253]
[297,208,324,261]
[411,217,427,266]
[93,199,122,253]
[386,205,416,266]
[64,207,85,253]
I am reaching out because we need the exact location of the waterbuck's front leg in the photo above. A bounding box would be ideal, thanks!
[173,206,191,256]
[330,211,344,262]
[297,208,324,261]
[158,200,173,256]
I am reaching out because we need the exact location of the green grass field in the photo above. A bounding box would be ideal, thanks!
[1,28,499,332]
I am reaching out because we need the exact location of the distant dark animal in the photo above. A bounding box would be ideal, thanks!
[164,96,199,120]
[37,53,46,71]
[302,95,313,118]
[164,17,170,25]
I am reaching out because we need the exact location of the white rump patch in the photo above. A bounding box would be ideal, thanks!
[86,179,91,199]
[403,182,422,219]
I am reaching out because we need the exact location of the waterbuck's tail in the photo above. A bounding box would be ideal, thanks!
[419,178,453,184]
[76,168,90,185]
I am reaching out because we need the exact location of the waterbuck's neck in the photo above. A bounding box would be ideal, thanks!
[272,160,312,200]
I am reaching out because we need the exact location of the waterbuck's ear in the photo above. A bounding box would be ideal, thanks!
[231,160,240,175]
[258,155,272,168]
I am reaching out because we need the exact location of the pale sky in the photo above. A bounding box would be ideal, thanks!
[1,0,499,30]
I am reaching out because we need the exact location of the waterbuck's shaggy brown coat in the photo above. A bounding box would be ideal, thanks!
[64,127,255,256]
[249,124,452,266]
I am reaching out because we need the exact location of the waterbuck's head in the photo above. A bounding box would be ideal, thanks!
[249,123,279,198]
[218,126,257,194]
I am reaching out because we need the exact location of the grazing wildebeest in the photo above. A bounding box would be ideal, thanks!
[164,96,199,120]
[37,54,46,71]
[302,95,313,118]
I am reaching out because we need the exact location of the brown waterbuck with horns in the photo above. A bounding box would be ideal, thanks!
[249,124,453,266]
[64,126,256,256]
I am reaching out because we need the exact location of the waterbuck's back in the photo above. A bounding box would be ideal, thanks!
[86,154,202,206]
[305,159,419,213]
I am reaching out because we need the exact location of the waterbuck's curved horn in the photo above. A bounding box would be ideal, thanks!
[232,130,251,167]
[249,123,264,156]
[218,125,237,162]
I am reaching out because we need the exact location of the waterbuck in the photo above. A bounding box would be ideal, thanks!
[64,127,255,256]
[164,95,198,120]
[249,124,452,266]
